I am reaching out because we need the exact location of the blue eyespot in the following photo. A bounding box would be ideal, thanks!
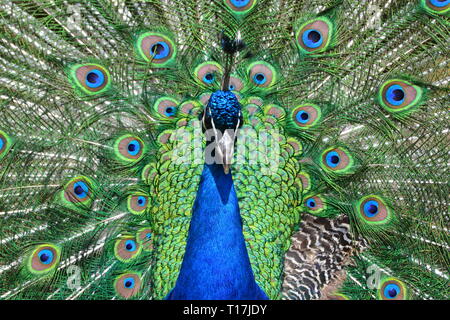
[127,140,140,156]
[203,73,215,84]
[164,106,177,117]
[137,196,147,207]
[386,84,405,106]
[73,181,89,199]
[231,0,250,8]
[363,200,379,217]
[325,151,340,168]
[430,0,449,7]
[123,277,135,289]
[85,69,105,88]
[306,198,316,208]
[150,41,170,60]
[384,284,400,299]
[0,138,4,150]
[253,73,267,85]
[229,84,235,91]
[125,240,136,252]
[146,232,152,239]
[296,111,310,124]
[302,29,323,49]
[38,249,54,265]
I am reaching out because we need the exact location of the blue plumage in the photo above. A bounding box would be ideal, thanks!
[166,163,268,300]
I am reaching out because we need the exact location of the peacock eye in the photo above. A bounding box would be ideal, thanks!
[357,195,391,225]
[304,195,325,214]
[431,0,450,6]
[194,62,222,86]
[422,0,450,13]
[228,76,244,92]
[137,196,146,206]
[164,106,176,117]
[306,198,316,208]
[253,73,266,85]
[204,73,215,84]
[363,200,379,217]
[125,240,136,252]
[297,111,309,122]
[384,284,400,299]
[38,249,54,265]
[231,0,250,7]
[296,17,334,54]
[248,61,277,88]
[150,41,170,59]
[126,140,140,156]
[127,194,149,215]
[29,244,60,274]
[386,85,405,105]
[85,69,105,88]
[63,176,94,205]
[325,151,341,168]
[69,64,111,95]
[123,277,135,289]
[136,32,176,65]
[114,237,141,262]
[153,97,179,119]
[73,181,89,199]
[224,0,256,13]
[115,273,141,299]
[378,278,407,300]
[0,130,12,160]
[114,135,145,162]
[321,147,353,173]
[303,29,323,49]
[291,104,322,129]
[379,79,423,114]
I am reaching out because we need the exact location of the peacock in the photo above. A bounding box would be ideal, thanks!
[0,0,448,301]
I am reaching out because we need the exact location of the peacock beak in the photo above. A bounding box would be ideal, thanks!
[202,104,241,175]
[216,129,236,175]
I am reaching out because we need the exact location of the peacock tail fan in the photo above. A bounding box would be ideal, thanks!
[0,0,448,300]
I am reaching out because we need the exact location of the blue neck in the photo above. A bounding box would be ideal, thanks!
[166,163,268,300]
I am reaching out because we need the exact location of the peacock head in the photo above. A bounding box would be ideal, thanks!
[200,90,243,174]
